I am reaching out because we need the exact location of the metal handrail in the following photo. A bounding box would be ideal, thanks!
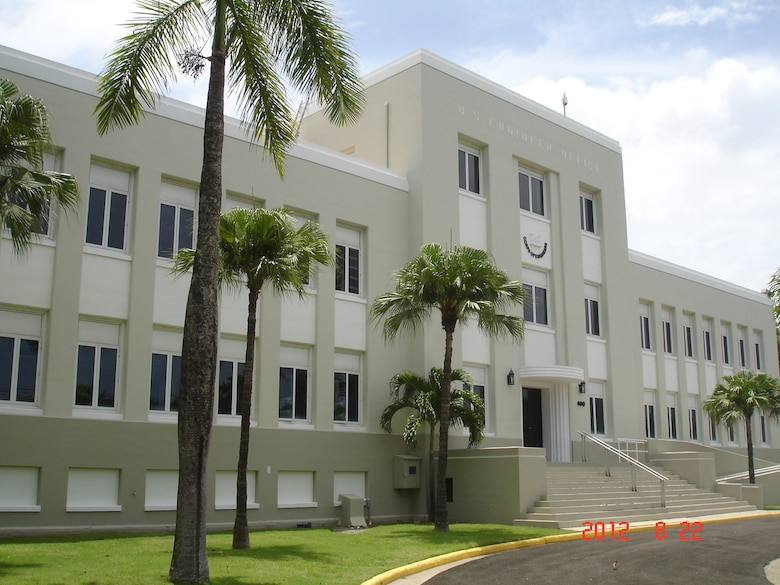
[718,464,780,483]
[579,432,667,508]
[617,437,648,460]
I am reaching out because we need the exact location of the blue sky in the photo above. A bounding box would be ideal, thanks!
[1,0,779,292]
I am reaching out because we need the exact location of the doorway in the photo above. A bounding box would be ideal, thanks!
[522,387,543,448]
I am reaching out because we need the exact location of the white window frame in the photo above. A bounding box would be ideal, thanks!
[702,319,713,361]
[74,321,121,412]
[0,311,42,407]
[335,225,362,296]
[157,182,196,259]
[518,167,545,216]
[217,358,245,418]
[85,165,131,253]
[584,285,601,337]
[683,314,695,358]
[279,346,310,423]
[589,382,606,435]
[334,352,361,424]
[458,144,481,196]
[149,352,181,414]
[523,270,549,326]
[662,309,673,354]
[639,304,651,351]
[579,191,596,234]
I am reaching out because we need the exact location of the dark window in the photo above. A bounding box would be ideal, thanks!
[336,244,360,295]
[279,366,308,420]
[523,284,548,325]
[580,195,595,233]
[86,187,127,250]
[218,360,245,416]
[75,345,117,408]
[158,204,194,258]
[458,148,480,195]
[0,336,39,403]
[640,315,651,350]
[334,372,359,422]
[662,321,673,353]
[644,404,656,438]
[519,171,544,215]
[590,396,605,434]
[585,298,600,336]
[668,407,678,439]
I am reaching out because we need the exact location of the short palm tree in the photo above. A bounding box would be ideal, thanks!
[381,367,485,521]
[704,370,780,483]
[1,78,78,251]
[95,2,362,580]
[174,206,331,548]
[370,243,524,531]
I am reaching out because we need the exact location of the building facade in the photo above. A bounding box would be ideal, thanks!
[1,45,777,532]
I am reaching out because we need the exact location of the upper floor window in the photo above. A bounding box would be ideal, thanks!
[75,320,120,410]
[722,332,731,365]
[662,309,674,354]
[149,352,181,413]
[519,168,544,216]
[639,304,651,350]
[335,225,361,296]
[333,353,361,424]
[3,151,60,239]
[218,359,245,416]
[683,314,695,358]
[584,285,600,337]
[0,336,39,405]
[279,346,309,422]
[702,320,713,361]
[458,145,481,196]
[738,335,747,368]
[523,270,549,326]
[86,165,131,252]
[755,341,762,370]
[158,183,196,259]
[580,192,596,233]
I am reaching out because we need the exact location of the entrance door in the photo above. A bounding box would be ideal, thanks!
[522,387,543,448]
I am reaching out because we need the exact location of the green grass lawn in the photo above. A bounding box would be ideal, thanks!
[0,523,563,585]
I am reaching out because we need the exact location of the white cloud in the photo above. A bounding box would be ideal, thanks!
[643,1,762,27]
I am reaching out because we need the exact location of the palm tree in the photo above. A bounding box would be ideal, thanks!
[370,243,524,531]
[95,2,362,580]
[173,206,331,548]
[704,370,780,483]
[380,367,485,521]
[768,267,780,369]
[1,78,79,252]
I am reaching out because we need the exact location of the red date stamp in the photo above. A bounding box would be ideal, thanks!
[581,520,703,541]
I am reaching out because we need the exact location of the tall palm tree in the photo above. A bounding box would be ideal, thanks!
[94,2,362,581]
[1,78,79,252]
[370,243,524,531]
[380,367,485,521]
[173,206,331,548]
[768,267,780,369]
[704,370,780,483]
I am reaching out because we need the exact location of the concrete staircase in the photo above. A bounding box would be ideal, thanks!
[515,463,756,529]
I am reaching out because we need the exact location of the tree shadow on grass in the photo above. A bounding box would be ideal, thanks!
[376,525,559,546]
[210,542,333,564]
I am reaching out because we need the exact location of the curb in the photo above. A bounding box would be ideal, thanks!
[360,511,780,585]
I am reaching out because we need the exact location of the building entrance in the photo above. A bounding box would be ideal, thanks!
[522,387,543,448]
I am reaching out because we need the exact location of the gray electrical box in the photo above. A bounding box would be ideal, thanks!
[393,455,421,489]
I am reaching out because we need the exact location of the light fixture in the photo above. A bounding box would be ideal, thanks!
[578,381,586,394]
[507,369,515,386]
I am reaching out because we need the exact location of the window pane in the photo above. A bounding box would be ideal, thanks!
[86,188,106,245]
[535,287,548,325]
[16,339,38,403]
[149,353,168,411]
[591,301,600,336]
[98,347,117,407]
[75,345,96,406]
[523,284,534,323]
[236,362,245,412]
[107,192,127,250]
[279,367,293,418]
[218,361,234,415]
[335,245,345,292]
[158,204,176,258]
[178,208,194,251]
[0,337,14,401]
[348,248,360,294]
[294,368,308,419]
[170,355,181,412]
[467,152,479,193]
[531,177,544,215]
[519,173,530,211]
[334,372,346,421]
[347,373,359,422]
[458,150,467,190]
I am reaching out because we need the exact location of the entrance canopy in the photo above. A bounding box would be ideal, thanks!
[516,365,584,384]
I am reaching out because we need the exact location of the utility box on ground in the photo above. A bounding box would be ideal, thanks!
[338,494,366,528]
[393,455,421,489]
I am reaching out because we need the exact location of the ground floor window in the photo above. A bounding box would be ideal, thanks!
[667,406,678,439]
[589,396,605,435]
[644,404,656,438]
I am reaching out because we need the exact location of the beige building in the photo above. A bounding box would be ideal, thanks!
[1,45,777,532]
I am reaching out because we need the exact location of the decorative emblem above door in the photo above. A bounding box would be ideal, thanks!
[523,234,548,259]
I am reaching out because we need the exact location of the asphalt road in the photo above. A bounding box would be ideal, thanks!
[423,517,780,585]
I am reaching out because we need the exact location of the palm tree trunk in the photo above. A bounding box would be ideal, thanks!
[169,4,226,583]
[233,286,260,548]
[435,318,456,532]
[745,414,755,484]
[427,423,436,522]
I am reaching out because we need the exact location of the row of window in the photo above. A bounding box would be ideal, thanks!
[457,145,597,234]
[0,466,366,512]
[1,333,363,424]
[523,272,603,337]
[18,165,366,298]
[643,403,770,444]
[638,305,764,369]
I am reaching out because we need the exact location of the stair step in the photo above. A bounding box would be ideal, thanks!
[517,462,757,529]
